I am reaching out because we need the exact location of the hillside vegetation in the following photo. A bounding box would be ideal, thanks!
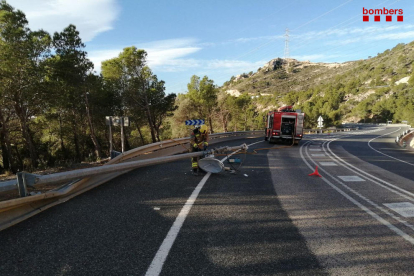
[221,41,414,128]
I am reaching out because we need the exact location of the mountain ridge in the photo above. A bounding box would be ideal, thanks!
[220,41,414,127]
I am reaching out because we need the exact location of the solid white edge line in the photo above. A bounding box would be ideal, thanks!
[325,130,414,200]
[368,127,414,166]
[315,140,414,233]
[145,139,264,276]
[300,141,414,245]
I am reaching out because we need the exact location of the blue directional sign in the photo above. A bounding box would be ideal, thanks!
[185,119,205,126]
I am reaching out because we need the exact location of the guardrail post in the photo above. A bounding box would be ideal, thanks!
[111,150,122,159]
[16,172,38,197]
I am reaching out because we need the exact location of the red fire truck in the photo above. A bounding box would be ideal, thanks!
[265,106,304,145]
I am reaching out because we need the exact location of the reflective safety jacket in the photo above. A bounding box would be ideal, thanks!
[190,130,209,149]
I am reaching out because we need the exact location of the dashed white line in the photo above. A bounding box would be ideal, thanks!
[319,162,337,166]
[338,176,365,182]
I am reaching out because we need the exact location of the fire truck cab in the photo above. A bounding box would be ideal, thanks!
[265,106,304,145]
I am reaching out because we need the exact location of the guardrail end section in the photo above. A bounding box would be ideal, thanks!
[16,172,39,197]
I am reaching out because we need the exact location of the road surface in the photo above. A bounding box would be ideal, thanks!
[1,126,414,275]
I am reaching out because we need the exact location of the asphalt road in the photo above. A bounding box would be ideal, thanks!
[1,126,414,275]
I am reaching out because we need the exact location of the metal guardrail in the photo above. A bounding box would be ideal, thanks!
[304,128,355,134]
[0,130,263,231]
[396,129,413,148]
[0,131,263,196]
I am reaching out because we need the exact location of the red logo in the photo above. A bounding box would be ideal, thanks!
[363,7,403,21]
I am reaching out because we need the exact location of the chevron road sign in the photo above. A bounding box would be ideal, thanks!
[185,119,205,126]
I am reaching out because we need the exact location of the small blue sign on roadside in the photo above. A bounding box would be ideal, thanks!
[185,119,205,126]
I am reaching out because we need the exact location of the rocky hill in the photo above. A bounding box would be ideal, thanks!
[220,41,414,127]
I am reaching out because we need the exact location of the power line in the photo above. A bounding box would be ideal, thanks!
[234,0,400,72]
[205,0,356,86]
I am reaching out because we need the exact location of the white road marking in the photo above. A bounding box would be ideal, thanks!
[368,128,414,166]
[301,141,414,245]
[145,139,264,276]
[309,149,322,151]
[338,176,365,182]
[319,162,337,166]
[311,154,325,157]
[384,202,414,218]
[325,134,414,201]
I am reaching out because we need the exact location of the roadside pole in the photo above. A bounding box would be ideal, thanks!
[109,117,113,153]
[317,116,324,133]
[121,117,125,153]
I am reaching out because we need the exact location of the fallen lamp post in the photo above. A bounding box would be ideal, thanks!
[10,144,248,197]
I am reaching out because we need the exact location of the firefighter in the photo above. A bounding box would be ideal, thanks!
[190,124,209,175]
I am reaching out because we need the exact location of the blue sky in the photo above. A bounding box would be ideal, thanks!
[8,0,414,94]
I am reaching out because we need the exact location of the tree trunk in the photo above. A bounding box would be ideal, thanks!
[208,116,214,134]
[13,144,23,171]
[71,111,81,162]
[141,82,157,143]
[0,115,16,173]
[58,113,68,159]
[152,115,162,142]
[84,93,102,159]
[207,108,214,133]
[154,123,161,142]
[14,104,38,169]
[80,113,87,160]
[0,131,9,172]
[143,96,156,143]
[244,111,247,131]
[222,113,229,133]
[124,129,130,151]
[0,109,12,172]
[145,108,157,143]
[155,128,161,142]
[135,122,146,145]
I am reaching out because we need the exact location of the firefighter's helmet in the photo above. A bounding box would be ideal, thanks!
[200,124,208,134]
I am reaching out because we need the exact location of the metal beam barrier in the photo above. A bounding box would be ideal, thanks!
[0,126,359,231]
[22,146,246,187]
[304,128,355,134]
[397,129,413,149]
[0,131,263,196]
[0,142,250,231]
